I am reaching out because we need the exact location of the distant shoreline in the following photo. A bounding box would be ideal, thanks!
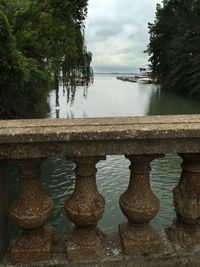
[94,72,137,75]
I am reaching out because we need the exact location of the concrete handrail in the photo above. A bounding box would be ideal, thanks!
[1,115,200,159]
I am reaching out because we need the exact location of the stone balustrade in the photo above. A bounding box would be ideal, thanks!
[1,115,200,265]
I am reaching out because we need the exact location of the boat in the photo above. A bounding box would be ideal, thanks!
[137,65,153,84]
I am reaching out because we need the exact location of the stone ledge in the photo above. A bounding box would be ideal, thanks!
[2,255,200,267]
[1,115,200,159]
[1,115,200,144]
[2,231,200,267]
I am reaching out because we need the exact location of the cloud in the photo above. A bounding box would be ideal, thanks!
[85,0,162,72]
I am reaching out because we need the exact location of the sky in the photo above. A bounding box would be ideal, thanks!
[85,0,162,73]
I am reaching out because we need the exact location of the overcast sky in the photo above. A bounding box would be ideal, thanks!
[85,0,162,73]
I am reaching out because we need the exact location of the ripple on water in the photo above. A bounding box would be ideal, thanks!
[151,154,182,229]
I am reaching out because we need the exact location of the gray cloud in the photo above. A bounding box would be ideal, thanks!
[90,21,123,42]
[85,0,162,73]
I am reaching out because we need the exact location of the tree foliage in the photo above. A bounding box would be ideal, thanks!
[146,0,200,97]
[0,0,92,118]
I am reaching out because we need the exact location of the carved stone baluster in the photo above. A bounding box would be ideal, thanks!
[0,162,9,260]
[119,155,161,255]
[9,159,54,263]
[166,153,200,249]
[65,156,105,260]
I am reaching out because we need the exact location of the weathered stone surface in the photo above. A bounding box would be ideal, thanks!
[0,164,9,261]
[119,155,161,255]
[9,159,54,263]
[67,226,104,260]
[10,226,53,263]
[2,232,199,267]
[167,153,200,250]
[119,222,160,255]
[1,115,200,142]
[166,220,200,251]
[1,115,200,159]
[174,154,200,224]
[65,157,105,260]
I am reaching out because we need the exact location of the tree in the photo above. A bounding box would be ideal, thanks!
[146,0,200,97]
[0,0,92,118]
[12,0,92,83]
[0,9,50,118]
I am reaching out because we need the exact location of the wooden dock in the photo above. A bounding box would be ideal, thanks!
[116,76,139,82]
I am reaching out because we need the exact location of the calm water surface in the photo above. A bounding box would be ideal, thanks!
[6,74,200,235]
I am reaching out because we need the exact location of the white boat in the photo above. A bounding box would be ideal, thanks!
[137,77,152,84]
[137,65,152,84]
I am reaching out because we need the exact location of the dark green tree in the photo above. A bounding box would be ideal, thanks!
[0,0,92,118]
[12,0,92,84]
[146,0,200,97]
[0,9,50,118]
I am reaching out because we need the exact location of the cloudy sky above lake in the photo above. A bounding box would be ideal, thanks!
[85,0,162,73]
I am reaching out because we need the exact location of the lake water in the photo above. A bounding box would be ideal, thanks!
[6,74,200,236]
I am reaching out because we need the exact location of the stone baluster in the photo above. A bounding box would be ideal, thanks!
[166,153,200,249]
[65,156,105,260]
[9,159,54,263]
[119,155,161,255]
[0,163,9,260]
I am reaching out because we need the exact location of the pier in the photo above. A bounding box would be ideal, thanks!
[116,76,138,82]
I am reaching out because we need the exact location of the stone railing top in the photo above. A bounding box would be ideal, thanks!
[1,115,200,159]
[1,115,200,142]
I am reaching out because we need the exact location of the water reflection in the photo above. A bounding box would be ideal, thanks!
[48,74,157,118]
[50,74,200,120]
[53,81,91,118]
[55,86,60,118]
[148,87,200,115]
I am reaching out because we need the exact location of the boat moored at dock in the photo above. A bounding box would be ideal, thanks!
[137,65,153,84]
[116,65,155,84]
